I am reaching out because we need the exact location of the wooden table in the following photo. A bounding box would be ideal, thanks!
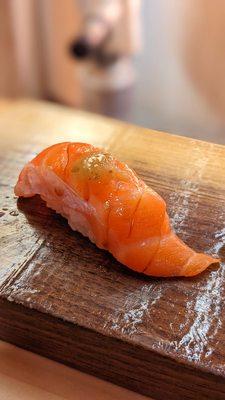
[0,99,225,400]
[0,340,147,400]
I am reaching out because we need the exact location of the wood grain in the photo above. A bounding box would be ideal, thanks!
[0,100,225,399]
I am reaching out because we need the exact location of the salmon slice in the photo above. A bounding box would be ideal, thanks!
[14,142,219,277]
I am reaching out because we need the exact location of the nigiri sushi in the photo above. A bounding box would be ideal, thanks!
[14,142,218,277]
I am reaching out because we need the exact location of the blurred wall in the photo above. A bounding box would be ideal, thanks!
[1,0,225,144]
[10,0,45,98]
[38,0,82,105]
[183,0,225,119]
[0,0,81,105]
[129,0,225,142]
[0,0,20,97]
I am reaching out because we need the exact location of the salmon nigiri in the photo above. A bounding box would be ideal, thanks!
[14,142,218,277]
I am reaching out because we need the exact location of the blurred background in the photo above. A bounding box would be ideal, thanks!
[1,0,225,144]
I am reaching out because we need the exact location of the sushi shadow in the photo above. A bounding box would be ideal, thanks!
[17,196,219,284]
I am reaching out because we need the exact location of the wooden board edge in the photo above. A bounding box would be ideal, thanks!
[0,298,224,400]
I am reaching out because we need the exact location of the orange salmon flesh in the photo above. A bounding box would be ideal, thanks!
[14,142,219,277]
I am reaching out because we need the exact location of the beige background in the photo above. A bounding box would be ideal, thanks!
[1,0,225,144]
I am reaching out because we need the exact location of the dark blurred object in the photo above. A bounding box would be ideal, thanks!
[70,0,141,88]
[70,13,114,63]
[70,35,119,66]
[71,37,91,59]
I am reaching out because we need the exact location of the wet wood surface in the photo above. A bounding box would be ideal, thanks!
[0,99,225,400]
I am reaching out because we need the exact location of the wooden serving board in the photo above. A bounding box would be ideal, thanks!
[0,100,225,400]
